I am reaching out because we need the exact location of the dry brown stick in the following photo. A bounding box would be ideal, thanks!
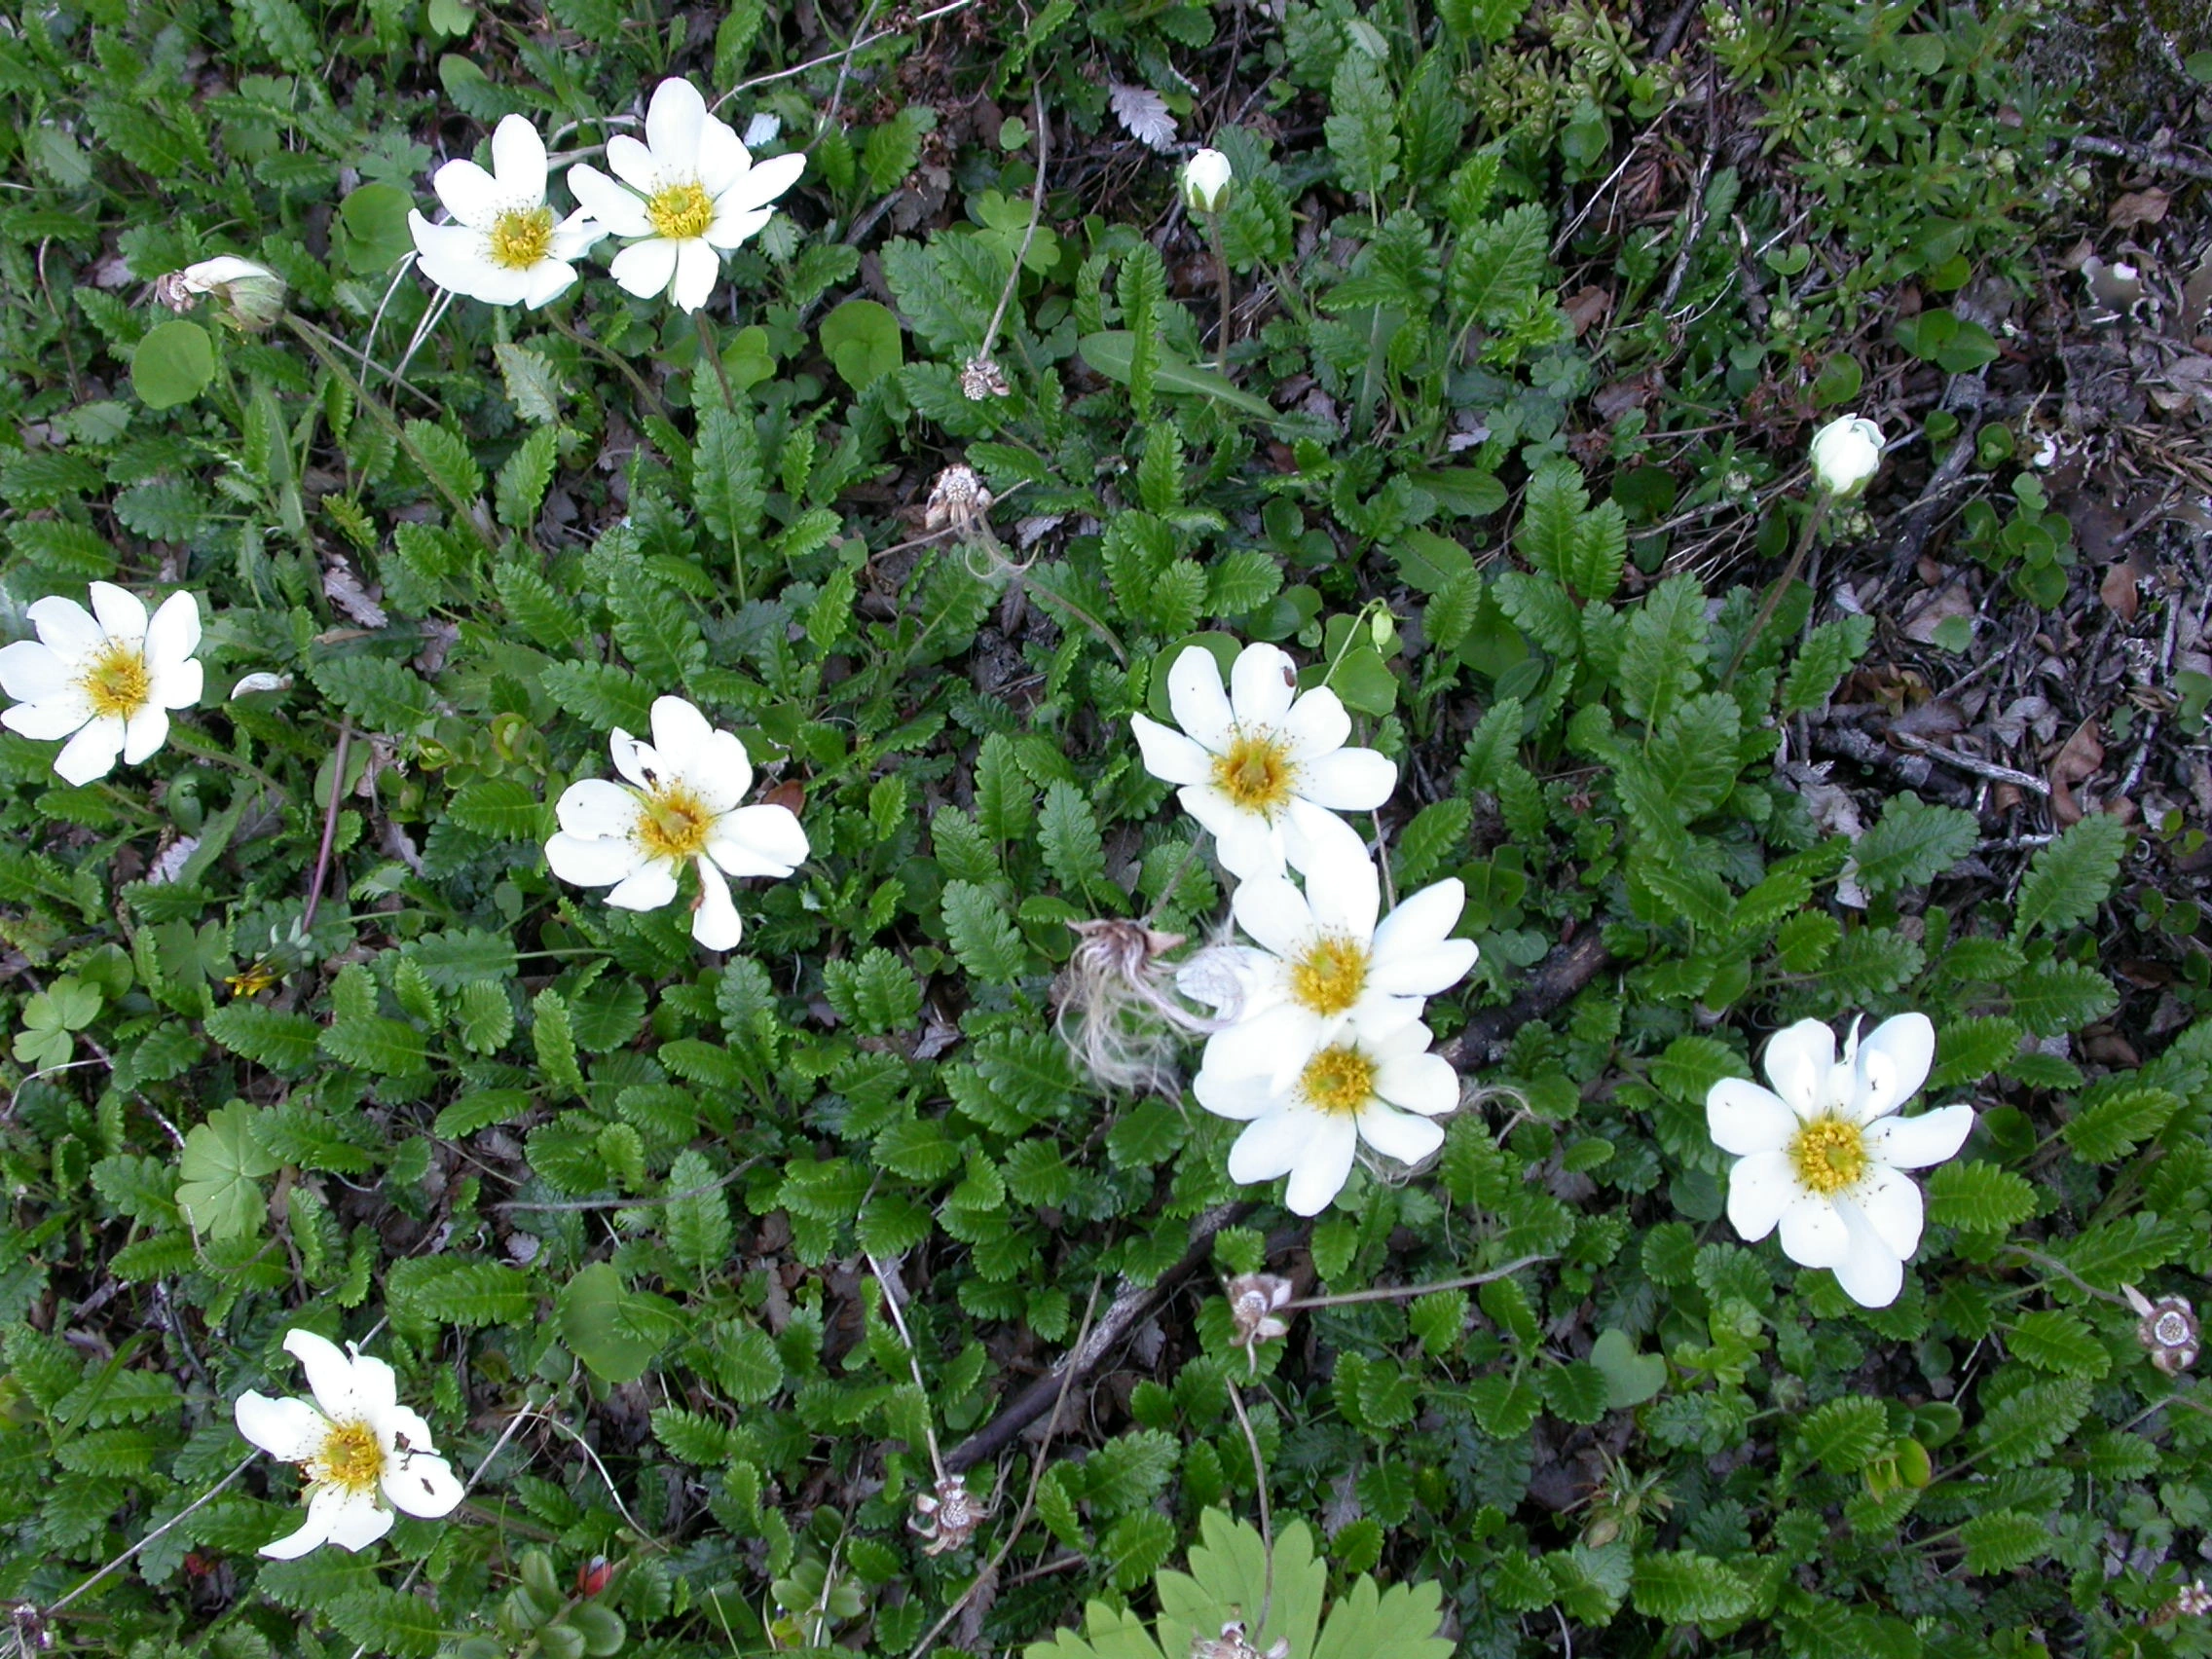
[942,1200,1253,1473]
[2071,134,2212,184]
[1438,931,1617,1072]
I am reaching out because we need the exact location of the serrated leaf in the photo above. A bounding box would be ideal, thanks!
[1958,1509,2052,1575]
[1797,1395,1888,1472]
[1629,1552,1751,1625]
[1040,781,1107,899]
[1108,83,1176,151]
[1851,793,1977,896]
[2012,812,2128,940]
[1973,1378,2090,1468]
[941,880,1027,983]
[2063,1085,2180,1164]
[2005,1309,2109,1379]
[447,777,550,841]
[1924,1161,2036,1233]
[203,1003,322,1071]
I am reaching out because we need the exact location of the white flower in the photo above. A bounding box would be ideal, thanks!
[234,1329,465,1559]
[1807,414,1884,498]
[156,256,289,329]
[1179,847,1477,1089]
[0,582,203,785]
[407,115,604,309]
[1707,1014,1973,1309]
[1182,147,1233,213]
[1198,1020,1458,1215]
[1130,643,1396,882]
[545,695,808,950]
[567,78,806,313]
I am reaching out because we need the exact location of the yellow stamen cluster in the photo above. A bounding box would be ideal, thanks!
[313,1419,387,1495]
[635,782,714,864]
[1210,729,1294,815]
[1299,1045,1375,1116]
[487,205,556,270]
[79,642,151,719]
[1789,1116,1867,1196]
[1290,936,1367,1017]
[646,180,716,240]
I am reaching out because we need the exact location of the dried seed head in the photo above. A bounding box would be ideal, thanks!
[909,1473,983,1554]
[5,1603,52,1652]
[960,355,1012,400]
[2142,1297,2199,1375]
[924,464,994,533]
[1053,918,1219,1096]
[1226,1272,1294,1365]
[2178,1580,2212,1617]
[1191,1620,1289,1659]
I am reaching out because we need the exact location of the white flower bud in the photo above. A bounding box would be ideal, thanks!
[1808,414,1885,498]
[159,256,288,331]
[1181,148,1233,214]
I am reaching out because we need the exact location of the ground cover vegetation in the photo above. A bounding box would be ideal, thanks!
[0,0,2208,1653]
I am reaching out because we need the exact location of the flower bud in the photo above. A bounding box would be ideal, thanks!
[1808,413,1884,498]
[158,256,287,332]
[1181,148,1233,214]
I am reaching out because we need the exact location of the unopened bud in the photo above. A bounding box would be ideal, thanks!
[1807,413,1884,498]
[157,256,287,332]
[1181,148,1233,214]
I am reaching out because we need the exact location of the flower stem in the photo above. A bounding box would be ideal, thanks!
[1719,490,1830,689]
[1204,208,1233,376]
[303,719,352,933]
[47,1454,256,1617]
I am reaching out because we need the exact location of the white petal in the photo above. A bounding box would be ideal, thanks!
[549,209,605,259]
[1283,1116,1358,1216]
[1202,1002,1324,1090]
[682,729,758,817]
[1371,876,1465,962]
[1279,797,1373,877]
[371,1403,437,1455]
[1850,1166,1924,1260]
[696,117,752,196]
[1827,1202,1906,1308]
[545,832,645,889]
[121,704,168,764]
[1358,1102,1444,1165]
[156,658,203,712]
[489,114,547,202]
[339,1347,400,1421]
[706,804,808,878]
[54,716,125,785]
[522,258,580,309]
[0,640,68,704]
[556,778,644,839]
[607,862,681,912]
[1198,793,1285,881]
[310,1482,396,1553]
[258,1498,337,1560]
[88,581,148,645]
[645,77,708,169]
[235,1392,327,1460]
[607,729,654,787]
[1231,873,1315,960]
[702,204,774,251]
[603,134,661,196]
[1166,645,1234,751]
[1707,1079,1797,1156]
[143,590,202,669]
[1194,1065,1281,1123]
[1761,1019,1837,1119]
[1228,1108,1313,1182]
[430,158,503,229]
[1229,642,1297,726]
[384,1451,465,1519]
[282,1330,362,1419]
[229,673,291,697]
[1862,1104,1974,1170]
[2,693,91,740]
[1297,746,1396,811]
[1852,1012,1936,1123]
[1724,1149,1797,1241]
[1303,847,1381,939]
[1130,712,1213,785]
[1366,940,1476,998]
[1372,1051,1458,1116]
[721,149,805,212]
[1341,988,1424,1046]
[690,859,743,950]
[647,695,715,771]
[609,237,681,300]
[1278,687,1349,760]
[671,239,720,313]
[25,595,102,661]
[566,164,652,237]
[1775,1191,1851,1270]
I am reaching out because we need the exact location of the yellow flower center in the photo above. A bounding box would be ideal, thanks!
[1289,935,1368,1017]
[78,641,151,719]
[645,180,716,240]
[1789,1115,1867,1197]
[313,1419,387,1496]
[634,782,715,864]
[1210,729,1296,816]
[1299,1044,1375,1116]
[487,204,555,270]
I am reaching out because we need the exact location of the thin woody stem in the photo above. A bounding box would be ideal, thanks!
[47,1455,256,1616]
[1279,1254,1550,1311]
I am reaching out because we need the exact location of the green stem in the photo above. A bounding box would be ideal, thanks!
[542,309,669,421]
[1205,209,1233,377]
[1718,490,1831,690]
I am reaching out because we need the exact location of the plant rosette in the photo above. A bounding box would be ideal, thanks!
[0,581,203,785]
[234,1330,464,1558]
[1131,641,1396,882]
[1179,848,1477,1090]
[544,694,809,951]
[1707,1013,1972,1308]
[567,77,805,313]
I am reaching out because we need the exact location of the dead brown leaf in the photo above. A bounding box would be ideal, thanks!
[2047,718,2105,826]
[2099,555,2145,621]
[2108,187,2170,228]
[1564,285,1613,338]
[1901,580,1977,645]
[1593,368,1662,423]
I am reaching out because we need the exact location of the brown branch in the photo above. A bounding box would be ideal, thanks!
[942,1200,1252,1473]
[1438,931,1617,1072]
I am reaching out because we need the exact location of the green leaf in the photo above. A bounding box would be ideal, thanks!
[1076,332,1281,423]
[175,1102,280,1239]
[387,1259,535,1328]
[1083,1429,1179,1518]
[1541,1361,1609,1424]
[1779,614,1875,715]
[2005,1309,2109,1379]
[328,1588,447,1659]
[447,778,551,841]
[1324,54,1401,200]
[203,1003,322,1072]
[1797,1396,1889,1472]
[496,424,559,531]
[819,298,903,389]
[540,659,655,734]
[1391,797,1470,890]
[2063,1085,2179,1164]
[662,1149,734,1274]
[311,656,434,730]
[1959,1510,2051,1575]
[1852,793,1976,896]
[1924,1161,2036,1233]
[2011,812,2128,940]
[558,1262,682,1382]
[495,561,585,651]
[1040,781,1107,899]
[2008,961,2117,1036]
[1617,572,1707,729]
[693,402,765,551]
[1156,1512,1324,1659]
[495,341,564,423]
[1589,1329,1667,1408]
[941,880,1027,983]
[130,320,215,410]
[1448,203,1549,325]
[822,947,923,1035]
[1973,1378,2091,1468]
[1630,1552,1751,1625]
[534,987,586,1100]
